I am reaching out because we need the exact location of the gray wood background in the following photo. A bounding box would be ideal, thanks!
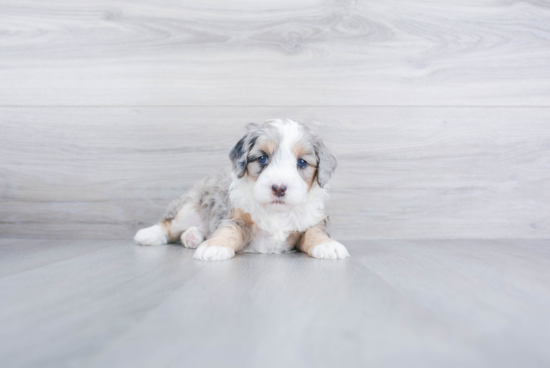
[1,0,549,240]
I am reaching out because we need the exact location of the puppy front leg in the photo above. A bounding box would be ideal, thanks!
[297,219,350,260]
[193,219,251,261]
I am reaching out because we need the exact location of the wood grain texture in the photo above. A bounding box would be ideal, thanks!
[1,106,549,240]
[0,239,549,367]
[1,0,550,106]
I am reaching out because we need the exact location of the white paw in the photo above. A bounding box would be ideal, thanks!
[134,225,167,246]
[193,244,235,261]
[310,241,350,260]
[181,227,205,249]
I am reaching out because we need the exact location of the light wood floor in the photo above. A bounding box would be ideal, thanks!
[1,238,549,368]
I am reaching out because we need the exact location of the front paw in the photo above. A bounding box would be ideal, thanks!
[193,242,235,261]
[309,241,350,260]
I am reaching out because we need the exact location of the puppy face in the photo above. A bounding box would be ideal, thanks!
[230,119,336,211]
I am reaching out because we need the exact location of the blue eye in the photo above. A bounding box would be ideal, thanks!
[297,159,307,168]
[258,156,268,165]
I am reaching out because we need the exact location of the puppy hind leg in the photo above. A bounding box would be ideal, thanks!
[134,224,168,246]
[135,196,203,246]
[162,203,204,244]
[134,216,182,246]
[181,227,205,249]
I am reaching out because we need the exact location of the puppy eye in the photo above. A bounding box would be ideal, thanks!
[258,156,268,165]
[297,159,307,168]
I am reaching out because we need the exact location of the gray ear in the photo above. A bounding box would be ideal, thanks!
[314,138,337,188]
[229,123,260,179]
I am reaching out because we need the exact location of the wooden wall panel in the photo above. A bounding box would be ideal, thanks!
[1,107,548,239]
[1,0,549,240]
[1,0,549,106]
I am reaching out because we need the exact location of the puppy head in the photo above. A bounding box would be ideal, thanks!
[229,119,336,211]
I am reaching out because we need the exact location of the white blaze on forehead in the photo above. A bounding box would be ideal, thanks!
[269,119,304,164]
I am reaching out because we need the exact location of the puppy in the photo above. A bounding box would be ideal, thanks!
[134,119,350,261]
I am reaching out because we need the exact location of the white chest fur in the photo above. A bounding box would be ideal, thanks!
[229,174,329,254]
[242,229,295,253]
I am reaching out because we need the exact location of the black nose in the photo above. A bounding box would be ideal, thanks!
[272,184,287,197]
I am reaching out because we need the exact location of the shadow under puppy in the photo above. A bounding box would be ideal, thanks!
[134,119,350,261]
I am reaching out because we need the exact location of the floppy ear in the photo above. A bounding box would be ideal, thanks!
[229,136,248,178]
[314,138,337,188]
[229,123,260,179]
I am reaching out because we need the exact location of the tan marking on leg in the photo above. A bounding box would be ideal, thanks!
[159,220,178,243]
[206,222,247,252]
[160,204,202,243]
[231,208,255,227]
[285,231,302,249]
[197,208,255,253]
[297,218,332,256]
